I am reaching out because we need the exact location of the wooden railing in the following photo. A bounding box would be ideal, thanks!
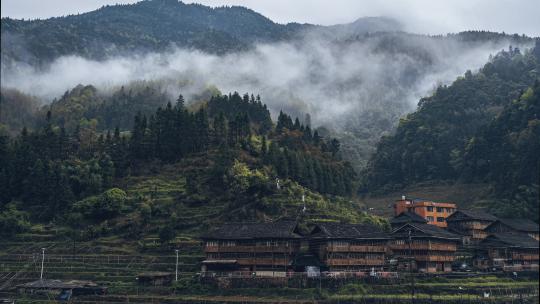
[325,258,385,266]
[415,255,455,262]
[512,254,540,261]
[235,258,290,266]
[390,243,456,251]
[327,245,386,253]
[205,245,296,253]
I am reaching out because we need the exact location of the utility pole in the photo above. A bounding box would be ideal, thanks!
[408,229,415,304]
[175,249,179,281]
[40,248,45,281]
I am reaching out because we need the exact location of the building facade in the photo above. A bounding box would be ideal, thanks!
[484,219,539,241]
[474,233,539,271]
[393,197,456,228]
[390,223,460,273]
[201,221,302,276]
[309,223,390,271]
[445,209,498,245]
[390,211,428,230]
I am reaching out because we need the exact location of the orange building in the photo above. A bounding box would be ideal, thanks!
[393,196,456,228]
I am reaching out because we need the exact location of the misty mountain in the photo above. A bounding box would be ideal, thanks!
[1,0,404,66]
[1,0,536,173]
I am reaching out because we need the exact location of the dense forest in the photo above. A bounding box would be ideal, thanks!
[362,41,540,221]
[0,91,363,237]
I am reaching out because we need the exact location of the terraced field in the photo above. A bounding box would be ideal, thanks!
[1,234,538,304]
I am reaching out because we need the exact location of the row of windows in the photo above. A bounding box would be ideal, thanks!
[330,241,385,247]
[426,216,446,222]
[424,206,454,213]
[329,253,383,259]
[206,241,295,247]
[208,253,289,259]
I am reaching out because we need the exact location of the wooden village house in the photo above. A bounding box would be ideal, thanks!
[200,221,302,276]
[390,222,460,273]
[484,218,539,241]
[390,211,428,230]
[474,233,539,271]
[445,209,498,245]
[308,223,390,271]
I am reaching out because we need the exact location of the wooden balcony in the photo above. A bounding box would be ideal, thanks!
[205,245,297,253]
[325,258,385,266]
[327,245,386,253]
[236,258,290,266]
[415,255,455,262]
[512,254,540,261]
[390,243,456,251]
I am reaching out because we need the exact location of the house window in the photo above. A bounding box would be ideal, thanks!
[437,217,445,222]
[427,216,434,222]
[426,206,434,212]
[436,207,443,212]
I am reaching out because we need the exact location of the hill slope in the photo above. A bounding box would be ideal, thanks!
[362,41,540,221]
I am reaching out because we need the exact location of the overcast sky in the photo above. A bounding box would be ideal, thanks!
[2,0,539,37]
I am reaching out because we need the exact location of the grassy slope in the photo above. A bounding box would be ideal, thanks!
[359,182,492,217]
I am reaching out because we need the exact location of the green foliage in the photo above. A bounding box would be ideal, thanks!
[362,45,540,222]
[158,224,176,244]
[73,188,127,221]
[226,160,271,194]
[0,203,30,237]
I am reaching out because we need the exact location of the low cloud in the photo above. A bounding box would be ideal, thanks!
[1,32,523,132]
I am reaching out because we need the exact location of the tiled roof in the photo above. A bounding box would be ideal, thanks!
[17,279,99,289]
[481,233,539,248]
[310,222,389,239]
[390,211,427,224]
[446,209,498,222]
[201,220,301,239]
[392,223,460,240]
[495,218,539,232]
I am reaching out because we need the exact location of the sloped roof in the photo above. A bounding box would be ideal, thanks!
[391,211,428,224]
[310,222,389,239]
[481,233,539,248]
[202,220,301,239]
[392,223,460,240]
[446,209,498,222]
[17,280,99,289]
[493,218,539,232]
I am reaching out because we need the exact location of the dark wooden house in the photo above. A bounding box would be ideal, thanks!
[136,272,174,286]
[390,223,460,273]
[445,209,498,245]
[484,218,539,241]
[201,221,302,276]
[474,233,539,271]
[17,279,106,297]
[390,211,428,230]
[309,223,390,271]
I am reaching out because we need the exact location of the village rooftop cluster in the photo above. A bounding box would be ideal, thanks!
[200,196,539,276]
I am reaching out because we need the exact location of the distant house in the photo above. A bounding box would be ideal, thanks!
[446,209,498,245]
[308,223,390,271]
[200,220,302,276]
[393,196,456,228]
[474,233,539,271]
[390,222,460,273]
[136,272,174,286]
[17,279,106,298]
[484,218,539,241]
[390,211,428,230]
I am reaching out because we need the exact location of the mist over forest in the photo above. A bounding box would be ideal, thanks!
[2,13,533,168]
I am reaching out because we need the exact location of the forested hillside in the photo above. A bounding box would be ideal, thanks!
[362,41,540,221]
[0,91,375,239]
[1,0,302,64]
